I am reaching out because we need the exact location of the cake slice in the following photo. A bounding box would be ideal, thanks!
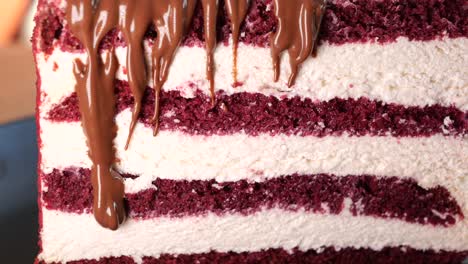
[34,0,468,263]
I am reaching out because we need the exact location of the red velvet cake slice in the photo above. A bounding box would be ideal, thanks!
[34,0,468,263]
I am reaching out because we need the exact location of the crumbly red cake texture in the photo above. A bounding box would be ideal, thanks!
[37,247,468,264]
[147,247,468,264]
[41,168,463,226]
[34,0,468,55]
[47,81,467,138]
[37,256,135,264]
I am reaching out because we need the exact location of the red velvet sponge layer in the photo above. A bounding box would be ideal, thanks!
[41,168,463,226]
[47,81,467,138]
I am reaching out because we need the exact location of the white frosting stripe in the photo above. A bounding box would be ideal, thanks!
[37,37,468,115]
[38,207,468,263]
[39,111,468,187]
[40,111,468,185]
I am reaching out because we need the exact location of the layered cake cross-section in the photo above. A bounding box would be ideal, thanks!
[34,0,468,263]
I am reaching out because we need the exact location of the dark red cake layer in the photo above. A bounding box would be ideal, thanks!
[47,81,467,137]
[34,0,468,54]
[37,247,468,264]
[144,247,468,264]
[41,168,463,226]
[37,256,135,264]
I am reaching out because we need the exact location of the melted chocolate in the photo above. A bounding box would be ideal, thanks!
[271,0,326,86]
[225,0,250,84]
[119,0,152,149]
[151,0,197,135]
[200,0,219,106]
[63,0,327,230]
[66,0,125,230]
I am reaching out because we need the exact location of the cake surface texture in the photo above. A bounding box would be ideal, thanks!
[33,0,468,263]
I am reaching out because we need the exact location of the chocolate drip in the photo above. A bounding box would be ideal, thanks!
[270,0,326,87]
[151,0,197,135]
[225,0,250,84]
[63,0,328,230]
[119,0,153,149]
[200,0,219,106]
[65,0,125,230]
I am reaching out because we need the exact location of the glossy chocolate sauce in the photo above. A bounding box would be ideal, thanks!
[200,0,219,106]
[271,0,326,86]
[118,0,153,149]
[63,0,326,229]
[151,0,197,135]
[225,0,250,84]
[66,0,124,230]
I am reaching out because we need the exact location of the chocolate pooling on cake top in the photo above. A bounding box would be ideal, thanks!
[64,0,326,230]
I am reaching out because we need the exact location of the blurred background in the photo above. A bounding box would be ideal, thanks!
[0,1,39,263]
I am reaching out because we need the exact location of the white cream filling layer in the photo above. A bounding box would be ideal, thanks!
[39,110,468,215]
[36,37,468,118]
[38,206,468,263]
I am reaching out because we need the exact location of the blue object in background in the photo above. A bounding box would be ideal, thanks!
[0,118,38,263]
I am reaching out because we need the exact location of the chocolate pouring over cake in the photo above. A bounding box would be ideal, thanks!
[33,0,467,263]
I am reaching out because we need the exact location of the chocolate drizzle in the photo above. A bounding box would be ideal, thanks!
[225,0,250,84]
[151,0,197,135]
[119,0,152,148]
[63,0,327,230]
[200,0,219,106]
[66,0,125,230]
[271,0,326,87]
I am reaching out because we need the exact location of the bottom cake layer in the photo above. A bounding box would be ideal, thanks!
[38,208,468,263]
[37,247,468,264]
